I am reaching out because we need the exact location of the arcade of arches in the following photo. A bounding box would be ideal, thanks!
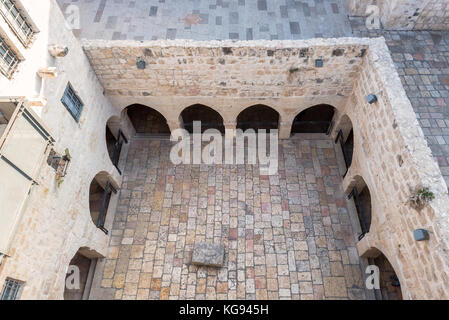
[80,100,407,301]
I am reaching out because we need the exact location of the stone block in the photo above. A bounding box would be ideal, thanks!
[191,242,225,267]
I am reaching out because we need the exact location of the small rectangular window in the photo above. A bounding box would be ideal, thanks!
[1,278,24,300]
[0,36,20,78]
[61,84,84,122]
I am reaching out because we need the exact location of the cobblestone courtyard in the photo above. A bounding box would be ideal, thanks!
[94,135,368,300]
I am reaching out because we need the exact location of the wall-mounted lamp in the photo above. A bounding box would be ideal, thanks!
[414,229,430,241]
[366,94,378,104]
[136,58,146,70]
[315,58,324,68]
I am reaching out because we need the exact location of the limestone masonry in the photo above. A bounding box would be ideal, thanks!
[1,0,449,301]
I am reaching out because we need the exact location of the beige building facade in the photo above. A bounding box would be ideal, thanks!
[1,0,449,300]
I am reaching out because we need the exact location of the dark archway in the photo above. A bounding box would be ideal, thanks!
[125,104,170,134]
[180,104,225,134]
[349,177,372,240]
[236,105,279,131]
[89,172,116,234]
[368,252,402,300]
[292,104,335,134]
[64,249,97,300]
[105,116,128,174]
[335,114,354,171]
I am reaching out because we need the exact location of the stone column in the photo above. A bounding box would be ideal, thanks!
[167,118,183,135]
[224,121,237,139]
[279,120,293,139]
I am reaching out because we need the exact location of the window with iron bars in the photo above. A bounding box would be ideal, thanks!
[0,0,36,46]
[61,83,84,122]
[1,278,24,300]
[0,36,19,78]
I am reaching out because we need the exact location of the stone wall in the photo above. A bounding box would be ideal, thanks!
[84,37,449,298]
[0,0,126,299]
[83,38,371,138]
[335,38,449,299]
[346,0,449,30]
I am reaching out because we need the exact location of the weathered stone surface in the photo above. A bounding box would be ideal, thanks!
[347,0,449,31]
[191,242,225,267]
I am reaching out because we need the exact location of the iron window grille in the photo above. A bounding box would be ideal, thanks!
[61,84,84,122]
[0,36,19,78]
[0,0,36,46]
[1,278,23,300]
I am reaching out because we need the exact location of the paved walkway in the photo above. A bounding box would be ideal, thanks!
[57,0,353,40]
[94,135,368,300]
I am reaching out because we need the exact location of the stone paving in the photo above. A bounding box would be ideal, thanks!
[95,135,368,300]
[57,0,353,40]
[351,18,449,188]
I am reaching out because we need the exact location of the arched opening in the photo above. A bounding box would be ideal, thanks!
[366,250,402,300]
[334,114,354,171]
[64,248,99,300]
[348,177,372,240]
[236,105,279,131]
[89,172,117,234]
[125,104,170,134]
[180,104,225,134]
[106,116,128,174]
[291,104,335,134]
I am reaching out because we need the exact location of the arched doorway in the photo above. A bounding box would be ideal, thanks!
[89,172,117,234]
[125,104,170,134]
[348,177,372,240]
[335,114,354,171]
[291,104,335,134]
[64,248,98,300]
[106,116,128,174]
[367,250,402,300]
[236,105,279,131]
[180,104,225,134]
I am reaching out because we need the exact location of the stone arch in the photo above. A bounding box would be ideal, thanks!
[180,104,225,134]
[124,104,171,134]
[361,247,403,300]
[89,171,118,234]
[236,104,280,131]
[64,247,102,300]
[291,104,336,134]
